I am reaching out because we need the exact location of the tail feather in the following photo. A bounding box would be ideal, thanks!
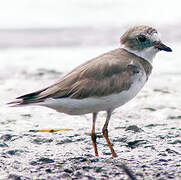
[7,99,24,107]
[17,89,44,101]
[8,88,48,106]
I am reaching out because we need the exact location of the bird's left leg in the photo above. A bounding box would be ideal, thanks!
[102,109,117,157]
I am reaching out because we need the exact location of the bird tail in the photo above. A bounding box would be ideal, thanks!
[7,88,48,107]
[7,99,24,107]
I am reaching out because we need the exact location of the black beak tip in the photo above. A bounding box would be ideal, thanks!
[165,46,172,52]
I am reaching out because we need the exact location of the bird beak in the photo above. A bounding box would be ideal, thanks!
[154,42,172,52]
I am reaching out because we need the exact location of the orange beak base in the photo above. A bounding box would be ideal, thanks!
[154,42,172,52]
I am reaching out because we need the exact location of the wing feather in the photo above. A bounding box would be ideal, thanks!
[9,48,143,105]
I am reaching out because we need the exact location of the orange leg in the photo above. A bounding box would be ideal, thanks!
[102,110,117,157]
[91,112,99,156]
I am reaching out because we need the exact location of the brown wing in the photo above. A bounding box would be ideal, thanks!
[12,48,140,105]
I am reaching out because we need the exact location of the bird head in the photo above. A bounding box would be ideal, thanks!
[121,25,172,63]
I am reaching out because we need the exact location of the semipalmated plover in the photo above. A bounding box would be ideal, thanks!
[9,25,172,157]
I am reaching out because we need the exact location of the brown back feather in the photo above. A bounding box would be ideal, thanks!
[16,48,152,104]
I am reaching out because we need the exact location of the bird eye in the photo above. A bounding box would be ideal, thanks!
[137,35,146,42]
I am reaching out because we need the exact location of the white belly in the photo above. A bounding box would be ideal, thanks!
[39,72,147,115]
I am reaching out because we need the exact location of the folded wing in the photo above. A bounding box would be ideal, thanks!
[8,49,139,106]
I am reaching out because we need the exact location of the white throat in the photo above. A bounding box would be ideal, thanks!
[123,45,158,64]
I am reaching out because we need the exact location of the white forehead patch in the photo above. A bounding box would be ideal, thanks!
[150,32,160,42]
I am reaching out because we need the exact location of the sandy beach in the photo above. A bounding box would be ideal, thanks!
[0,1,181,179]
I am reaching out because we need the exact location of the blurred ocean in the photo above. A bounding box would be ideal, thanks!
[0,0,180,47]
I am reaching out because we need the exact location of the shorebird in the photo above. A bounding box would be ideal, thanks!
[9,25,172,157]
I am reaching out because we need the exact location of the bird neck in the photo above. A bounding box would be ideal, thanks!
[121,45,158,64]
